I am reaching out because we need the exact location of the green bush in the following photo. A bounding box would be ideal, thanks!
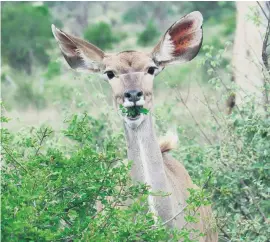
[43,61,61,80]
[13,80,46,110]
[122,5,149,24]
[137,21,160,47]
[169,45,270,242]
[84,22,121,50]
[1,3,53,74]
[3,112,210,241]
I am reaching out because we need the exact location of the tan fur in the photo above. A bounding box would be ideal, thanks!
[158,132,218,240]
[52,12,218,241]
[159,132,179,153]
[163,153,218,241]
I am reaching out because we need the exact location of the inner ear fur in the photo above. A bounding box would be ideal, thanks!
[51,24,105,72]
[151,11,203,66]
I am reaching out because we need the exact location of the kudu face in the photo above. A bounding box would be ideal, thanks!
[52,11,203,128]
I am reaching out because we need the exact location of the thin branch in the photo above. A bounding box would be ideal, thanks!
[35,127,52,156]
[217,224,231,242]
[196,79,222,129]
[162,171,212,227]
[261,7,270,113]
[257,1,270,21]
[175,88,213,145]
[262,14,270,71]
[2,145,29,173]
[240,180,268,223]
[162,204,188,226]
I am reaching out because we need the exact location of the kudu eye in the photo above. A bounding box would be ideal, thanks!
[147,67,156,75]
[105,71,115,80]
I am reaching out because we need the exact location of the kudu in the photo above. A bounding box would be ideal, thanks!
[52,11,218,241]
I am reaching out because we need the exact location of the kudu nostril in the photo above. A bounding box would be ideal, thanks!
[137,91,143,97]
[124,90,143,103]
[124,92,131,99]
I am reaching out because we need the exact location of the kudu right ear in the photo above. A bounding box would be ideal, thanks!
[151,11,203,66]
[51,24,105,72]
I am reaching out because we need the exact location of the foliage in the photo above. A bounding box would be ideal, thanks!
[175,105,270,241]
[13,81,46,110]
[1,2,53,74]
[3,2,269,241]
[170,45,270,242]
[2,112,210,241]
[43,61,61,80]
[119,104,149,118]
[184,2,235,23]
[122,4,150,24]
[122,2,176,25]
[84,22,121,50]
[137,21,160,47]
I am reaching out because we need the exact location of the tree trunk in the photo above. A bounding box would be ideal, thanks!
[232,1,270,108]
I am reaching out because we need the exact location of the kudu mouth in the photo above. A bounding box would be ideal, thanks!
[120,88,148,121]
[120,103,147,120]
[125,105,144,120]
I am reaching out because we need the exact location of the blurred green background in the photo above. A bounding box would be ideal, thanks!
[1,1,235,131]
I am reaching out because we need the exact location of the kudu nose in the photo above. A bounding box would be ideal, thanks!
[124,90,143,103]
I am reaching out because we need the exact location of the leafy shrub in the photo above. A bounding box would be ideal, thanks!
[43,61,61,80]
[170,45,270,242]
[122,5,149,24]
[84,22,121,50]
[13,80,46,110]
[3,112,208,241]
[137,21,160,47]
[1,3,53,74]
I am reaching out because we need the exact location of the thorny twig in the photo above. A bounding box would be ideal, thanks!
[217,224,231,242]
[174,88,213,145]
[240,180,268,223]
[159,171,213,227]
[196,79,222,129]
[257,1,270,21]
[2,145,29,173]
[162,204,188,227]
[35,127,52,156]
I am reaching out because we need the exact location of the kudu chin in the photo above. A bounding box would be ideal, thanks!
[52,11,218,241]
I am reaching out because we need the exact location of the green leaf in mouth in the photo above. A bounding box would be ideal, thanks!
[119,104,149,117]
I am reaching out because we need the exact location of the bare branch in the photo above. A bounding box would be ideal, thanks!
[35,127,52,156]
[262,16,270,71]
[257,1,270,21]
[162,204,188,226]
[196,79,222,129]
[2,145,29,173]
[240,180,268,223]
[261,8,270,113]
[175,88,213,145]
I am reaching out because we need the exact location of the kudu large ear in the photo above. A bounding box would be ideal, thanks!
[151,11,203,66]
[51,24,105,72]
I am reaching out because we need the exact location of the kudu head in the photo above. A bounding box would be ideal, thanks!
[52,11,203,129]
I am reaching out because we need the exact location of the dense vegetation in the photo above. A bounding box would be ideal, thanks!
[1,2,269,241]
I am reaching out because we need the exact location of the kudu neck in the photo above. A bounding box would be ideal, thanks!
[123,114,174,224]
[123,114,163,182]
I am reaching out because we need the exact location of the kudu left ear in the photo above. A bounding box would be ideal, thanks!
[51,24,105,72]
[151,11,203,66]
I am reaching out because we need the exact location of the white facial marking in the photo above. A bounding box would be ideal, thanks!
[123,100,135,108]
[123,97,145,108]
[124,115,144,129]
[135,98,145,106]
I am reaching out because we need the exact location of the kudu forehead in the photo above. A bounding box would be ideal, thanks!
[103,51,153,73]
